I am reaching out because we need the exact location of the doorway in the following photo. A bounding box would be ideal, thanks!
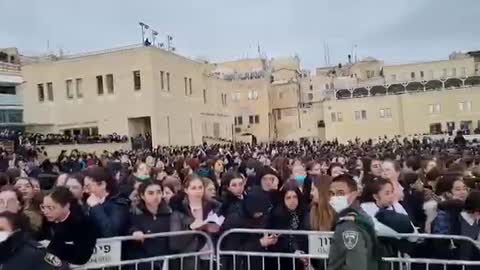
[128,117,152,150]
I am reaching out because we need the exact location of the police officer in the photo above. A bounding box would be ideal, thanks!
[0,212,70,270]
[327,175,381,270]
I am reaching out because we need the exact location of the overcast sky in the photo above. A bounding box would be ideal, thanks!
[1,0,479,69]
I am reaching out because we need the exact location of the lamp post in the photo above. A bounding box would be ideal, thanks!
[139,22,150,44]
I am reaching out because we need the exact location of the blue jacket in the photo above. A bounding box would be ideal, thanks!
[89,194,130,238]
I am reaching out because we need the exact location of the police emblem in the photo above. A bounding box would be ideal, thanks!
[44,252,62,267]
[342,230,359,250]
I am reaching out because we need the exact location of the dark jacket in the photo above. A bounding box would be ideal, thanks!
[236,187,273,270]
[270,205,309,270]
[169,196,220,270]
[39,205,97,265]
[89,193,131,238]
[430,199,465,264]
[218,191,246,270]
[128,201,172,270]
[0,230,70,270]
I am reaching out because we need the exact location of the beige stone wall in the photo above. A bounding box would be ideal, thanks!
[323,86,480,142]
[22,46,233,146]
[383,58,476,83]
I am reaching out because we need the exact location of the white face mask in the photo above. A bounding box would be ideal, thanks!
[329,196,350,213]
[0,231,11,243]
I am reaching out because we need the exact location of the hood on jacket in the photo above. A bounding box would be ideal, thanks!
[244,187,272,218]
[437,199,465,214]
[375,209,414,234]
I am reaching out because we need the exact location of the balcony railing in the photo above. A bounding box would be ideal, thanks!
[0,62,21,74]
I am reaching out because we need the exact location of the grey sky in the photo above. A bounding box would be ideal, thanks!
[1,0,479,69]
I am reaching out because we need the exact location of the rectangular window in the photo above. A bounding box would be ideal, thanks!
[279,91,283,99]
[459,101,472,112]
[429,104,441,114]
[189,78,193,95]
[452,68,457,77]
[47,82,54,101]
[386,108,392,118]
[420,71,424,78]
[160,71,165,90]
[277,110,282,120]
[75,78,83,98]
[308,93,313,101]
[248,90,258,100]
[325,84,330,90]
[337,112,343,122]
[331,112,336,122]
[66,79,73,99]
[355,110,367,120]
[309,85,313,91]
[391,74,397,81]
[203,89,207,104]
[38,84,45,102]
[249,115,254,124]
[411,72,415,79]
[355,111,361,120]
[106,74,114,94]
[133,71,141,90]
[166,72,170,91]
[254,115,260,124]
[96,75,104,95]
[380,109,385,118]
[235,116,243,126]
[184,77,188,95]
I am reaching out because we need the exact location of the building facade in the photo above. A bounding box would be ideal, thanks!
[21,43,480,145]
[22,45,232,146]
[319,51,480,142]
[0,48,23,130]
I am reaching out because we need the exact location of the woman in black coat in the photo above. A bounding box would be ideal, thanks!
[128,180,172,270]
[270,181,309,270]
[237,186,275,270]
[39,186,97,265]
[218,171,247,270]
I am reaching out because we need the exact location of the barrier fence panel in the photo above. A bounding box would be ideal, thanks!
[217,229,333,270]
[73,230,215,270]
[217,229,480,270]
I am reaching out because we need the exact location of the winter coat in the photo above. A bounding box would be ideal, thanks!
[39,205,97,265]
[169,196,220,270]
[218,191,246,270]
[430,199,465,264]
[270,205,310,270]
[127,201,172,270]
[88,193,131,238]
[0,230,70,270]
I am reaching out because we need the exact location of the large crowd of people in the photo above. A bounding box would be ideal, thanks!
[0,135,480,269]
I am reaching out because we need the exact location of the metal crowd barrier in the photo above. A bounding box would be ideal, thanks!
[216,229,480,270]
[73,230,215,270]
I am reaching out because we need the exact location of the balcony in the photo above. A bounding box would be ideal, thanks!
[0,62,22,85]
[0,94,22,106]
[333,75,480,100]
